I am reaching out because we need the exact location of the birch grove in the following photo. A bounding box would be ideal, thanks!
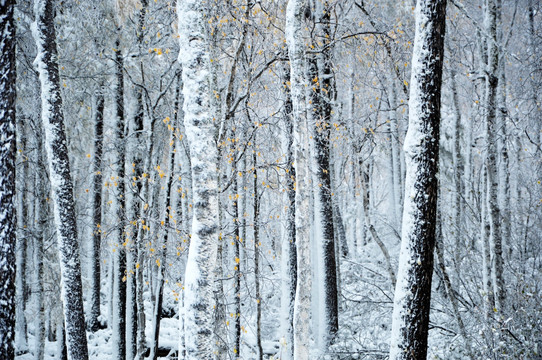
[4,0,542,359]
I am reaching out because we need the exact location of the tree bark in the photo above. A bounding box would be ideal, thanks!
[89,90,104,333]
[484,0,505,313]
[281,62,297,360]
[34,174,47,360]
[314,2,339,341]
[177,0,220,357]
[389,0,447,358]
[32,1,89,359]
[0,2,17,358]
[112,37,127,360]
[286,1,312,358]
[252,147,263,360]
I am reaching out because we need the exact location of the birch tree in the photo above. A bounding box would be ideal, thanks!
[307,0,339,345]
[280,63,297,360]
[389,0,447,359]
[112,37,127,360]
[31,0,89,359]
[89,91,104,333]
[286,0,312,358]
[177,0,219,358]
[484,0,505,314]
[0,1,17,359]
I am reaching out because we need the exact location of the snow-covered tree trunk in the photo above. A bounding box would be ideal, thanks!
[34,176,47,360]
[286,0,312,358]
[31,1,89,359]
[279,62,296,360]
[308,1,339,344]
[484,0,505,313]
[15,118,29,354]
[177,0,219,358]
[252,147,263,360]
[89,90,104,333]
[388,0,446,359]
[232,161,242,358]
[0,1,17,358]
[306,52,338,348]
[112,38,127,360]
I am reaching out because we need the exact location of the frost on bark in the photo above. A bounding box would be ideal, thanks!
[177,0,219,358]
[34,166,47,360]
[280,63,297,360]
[306,0,339,344]
[112,37,127,360]
[286,0,312,358]
[0,1,17,358]
[89,91,104,333]
[484,0,505,313]
[388,1,446,359]
[31,1,89,359]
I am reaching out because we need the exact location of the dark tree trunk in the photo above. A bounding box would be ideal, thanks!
[389,0,447,359]
[307,50,338,342]
[484,0,505,313]
[34,162,47,360]
[252,147,263,360]
[233,169,241,358]
[89,91,104,333]
[113,37,127,360]
[307,0,339,340]
[282,63,296,360]
[0,1,17,359]
[32,1,89,359]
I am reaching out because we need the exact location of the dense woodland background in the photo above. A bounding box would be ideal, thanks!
[2,0,541,359]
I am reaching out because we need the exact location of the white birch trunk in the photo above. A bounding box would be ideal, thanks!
[286,0,312,358]
[177,1,219,358]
